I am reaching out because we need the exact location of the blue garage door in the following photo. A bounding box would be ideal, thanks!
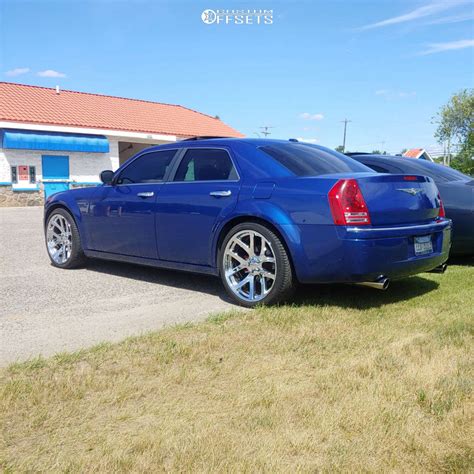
[42,155,70,198]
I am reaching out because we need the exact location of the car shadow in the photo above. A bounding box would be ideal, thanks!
[292,276,439,309]
[84,259,440,310]
[85,259,236,304]
[448,255,474,267]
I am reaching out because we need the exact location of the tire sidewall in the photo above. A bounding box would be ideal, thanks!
[219,222,292,307]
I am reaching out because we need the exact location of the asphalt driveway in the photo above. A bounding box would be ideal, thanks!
[0,207,236,366]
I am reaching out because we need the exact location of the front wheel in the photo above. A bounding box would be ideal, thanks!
[219,223,295,307]
[45,208,87,269]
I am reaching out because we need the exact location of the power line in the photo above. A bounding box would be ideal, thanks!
[259,125,274,137]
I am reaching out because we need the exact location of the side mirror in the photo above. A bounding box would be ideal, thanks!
[100,170,114,185]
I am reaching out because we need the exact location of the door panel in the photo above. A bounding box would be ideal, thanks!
[42,155,70,197]
[88,184,161,258]
[44,182,69,198]
[156,182,240,265]
[85,148,179,259]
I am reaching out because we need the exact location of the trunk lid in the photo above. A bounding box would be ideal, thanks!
[355,174,440,226]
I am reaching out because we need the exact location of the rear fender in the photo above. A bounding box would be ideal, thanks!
[210,200,302,271]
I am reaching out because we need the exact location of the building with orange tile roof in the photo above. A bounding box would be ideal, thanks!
[0,82,242,204]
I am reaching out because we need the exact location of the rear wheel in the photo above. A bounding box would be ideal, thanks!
[219,223,295,307]
[45,208,87,269]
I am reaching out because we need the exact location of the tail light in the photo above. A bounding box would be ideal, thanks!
[328,179,371,225]
[438,194,446,218]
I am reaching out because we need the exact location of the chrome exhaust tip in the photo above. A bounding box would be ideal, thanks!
[427,263,447,274]
[355,276,390,291]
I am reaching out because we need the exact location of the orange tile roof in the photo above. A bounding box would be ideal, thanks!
[403,148,423,158]
[0,82,244,138]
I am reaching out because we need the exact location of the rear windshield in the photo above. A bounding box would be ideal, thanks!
[393,160,470,183]
[260,143,371,176]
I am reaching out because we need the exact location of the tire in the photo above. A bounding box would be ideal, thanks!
[219,222,295,307]
[45,208,87,269]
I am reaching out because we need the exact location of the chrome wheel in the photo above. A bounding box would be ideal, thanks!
[223,230,277,303]
[46,214,72,264]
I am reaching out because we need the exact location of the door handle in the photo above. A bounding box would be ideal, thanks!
[137,191,154,198]
[210,190,232,197]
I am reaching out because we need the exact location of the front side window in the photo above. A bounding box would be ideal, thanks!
[116,149,176,184]
[260,143,371,176]
[173,149,238,182]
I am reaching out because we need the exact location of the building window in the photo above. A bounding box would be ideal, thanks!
[11,166,18,184]
[29,166,36,184]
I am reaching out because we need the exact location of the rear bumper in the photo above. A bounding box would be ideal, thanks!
[283,219,452,283]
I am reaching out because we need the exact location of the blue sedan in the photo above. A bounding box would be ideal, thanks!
[44,139,451,307]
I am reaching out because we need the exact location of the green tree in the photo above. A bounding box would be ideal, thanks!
[435,89,474,175]
[335,145,345,153]
[451,132,474,175]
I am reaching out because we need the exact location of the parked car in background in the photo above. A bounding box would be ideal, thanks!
[44,139,451,307]
[347,153,473,256]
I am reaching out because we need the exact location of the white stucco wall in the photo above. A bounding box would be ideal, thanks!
[0,138,120,187]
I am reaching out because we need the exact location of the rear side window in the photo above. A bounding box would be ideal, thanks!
[117,149,176,184]
[174,148,238,182]
[260,143,370,176]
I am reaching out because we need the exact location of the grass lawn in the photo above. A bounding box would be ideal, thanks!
[1,261,473,472]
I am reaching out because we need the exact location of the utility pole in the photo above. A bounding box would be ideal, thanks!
[260,126,274,137]
[447,137,451,167]
[340,119,352,152]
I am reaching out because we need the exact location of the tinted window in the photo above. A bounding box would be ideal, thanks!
[365,163,391,173]
[174,149,238,182]
[117,150,176,184]
[396,160,469,183]
[362,158,469,183]
[260,143,371,176]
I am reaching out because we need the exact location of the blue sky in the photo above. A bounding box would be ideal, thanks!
[0,0,473,153]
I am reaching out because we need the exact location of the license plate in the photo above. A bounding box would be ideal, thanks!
[414,235,433,255]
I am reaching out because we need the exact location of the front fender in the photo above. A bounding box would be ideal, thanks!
[44,188,94,248]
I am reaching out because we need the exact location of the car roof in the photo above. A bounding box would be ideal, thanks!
[143,138,340,153]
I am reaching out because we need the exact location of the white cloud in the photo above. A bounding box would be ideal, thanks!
[375,89,416,99]
[37,69,67,78]
[299,112,324,121]
[398,91,417,98]
[418,39,474,55]
[296,137,319,144]
[424,11,474,25]
[5,67,30,77]
[359,0,468,30]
